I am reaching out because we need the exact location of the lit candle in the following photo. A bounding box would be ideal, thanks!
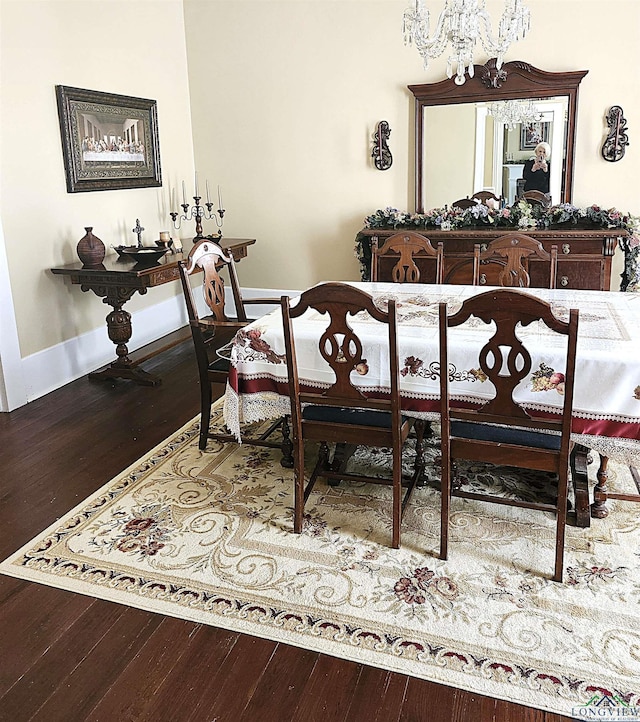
[195,171,199,198]
[182,181,186,205]
[218,185,223,210]
[206,180,211,204]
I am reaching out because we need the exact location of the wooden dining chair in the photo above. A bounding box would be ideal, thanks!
[178,239,290,456]
[472,233,558,288]
[371,231,444,284]
[451,197,477,210]
[522,190,552,208]
[281,282,423,548]
[438,288,579,582]
[471,190,502,207]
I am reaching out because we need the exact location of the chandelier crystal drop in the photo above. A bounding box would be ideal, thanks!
[488,98,542,130]
[403,0,531,85]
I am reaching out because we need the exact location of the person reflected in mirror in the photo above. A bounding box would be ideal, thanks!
[522,142,551,194]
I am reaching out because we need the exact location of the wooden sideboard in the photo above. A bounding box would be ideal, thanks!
[51,237,255,386]
[357,227,624,291]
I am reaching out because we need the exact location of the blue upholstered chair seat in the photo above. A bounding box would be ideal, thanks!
[302,405,409,429]
[451,420,561,450]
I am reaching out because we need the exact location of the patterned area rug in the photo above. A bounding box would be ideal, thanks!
[2,403,640,717]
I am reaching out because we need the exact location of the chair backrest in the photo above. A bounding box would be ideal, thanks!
[522,190,552,208]
[472,191,501,207]
[473,233,558,288]
[281,282,401,428]
[439,288,578,446]
[178,239,247,325]
[451,197,477,210]
[371,231,444,284]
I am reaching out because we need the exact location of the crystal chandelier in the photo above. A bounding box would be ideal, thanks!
[488,99,542,130]
[403,0,530,85]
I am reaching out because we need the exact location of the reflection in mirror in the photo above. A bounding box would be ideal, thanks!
[410,59,588,213]
[423,96,568,208]
[423,105,475,208]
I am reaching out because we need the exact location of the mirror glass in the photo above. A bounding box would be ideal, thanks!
[410,60,587,213]
[423,96,569,208]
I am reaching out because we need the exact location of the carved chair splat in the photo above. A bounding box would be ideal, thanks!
[472,232,558,288]
[371,231,444,284]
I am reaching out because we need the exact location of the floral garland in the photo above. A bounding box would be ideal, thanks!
[359,202,640,291]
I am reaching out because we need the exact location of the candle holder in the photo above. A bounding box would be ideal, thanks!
[170,195,225,241]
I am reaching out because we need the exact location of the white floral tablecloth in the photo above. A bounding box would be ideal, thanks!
[224,283,640,465]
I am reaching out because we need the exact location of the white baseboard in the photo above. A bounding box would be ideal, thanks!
[20,294,188,404]
[13,286,297,409]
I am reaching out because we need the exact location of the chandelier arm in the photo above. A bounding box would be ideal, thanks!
[403,0,530,84]
[478,10,509,63]
[479,1,530,65]
[405,4,453,62]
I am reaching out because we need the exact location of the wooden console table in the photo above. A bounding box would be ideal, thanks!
[357,227,623,291]
[51,238,255,386]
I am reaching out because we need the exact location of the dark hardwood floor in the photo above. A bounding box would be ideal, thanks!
[0,340,571,721]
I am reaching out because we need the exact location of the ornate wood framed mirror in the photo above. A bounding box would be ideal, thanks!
[409,59,588,213]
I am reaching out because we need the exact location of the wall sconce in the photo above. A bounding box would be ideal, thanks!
[601,105,629,162]
[372,121,393,171]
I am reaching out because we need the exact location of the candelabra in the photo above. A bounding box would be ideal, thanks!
[170,180,225,241]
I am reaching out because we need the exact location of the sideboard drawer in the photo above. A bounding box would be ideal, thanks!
[556,260,608,290]
[529,257,608,290]
[541,240,605,256]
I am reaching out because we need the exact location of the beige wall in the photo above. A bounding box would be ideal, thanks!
[0,0,194,360]
[1,0,639,404]
[184,0,640,292]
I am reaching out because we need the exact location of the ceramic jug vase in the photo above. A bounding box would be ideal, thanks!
[77,227,106,266]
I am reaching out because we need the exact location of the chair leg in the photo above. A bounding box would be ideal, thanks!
[293,438,306,534]
[392,440,402,549]
[451,461,462,491]
[199,382,213,450]
[440,450,450,561]
[553,469,570,582]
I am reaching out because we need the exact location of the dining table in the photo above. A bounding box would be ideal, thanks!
[223,282,640,526]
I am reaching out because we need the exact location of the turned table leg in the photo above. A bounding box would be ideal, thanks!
[85,285,161,386]
[590,453,610,518]
[327,443,358,486]
[279,415,294,469]
[570,444,591,528]
[413,419,427,487]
